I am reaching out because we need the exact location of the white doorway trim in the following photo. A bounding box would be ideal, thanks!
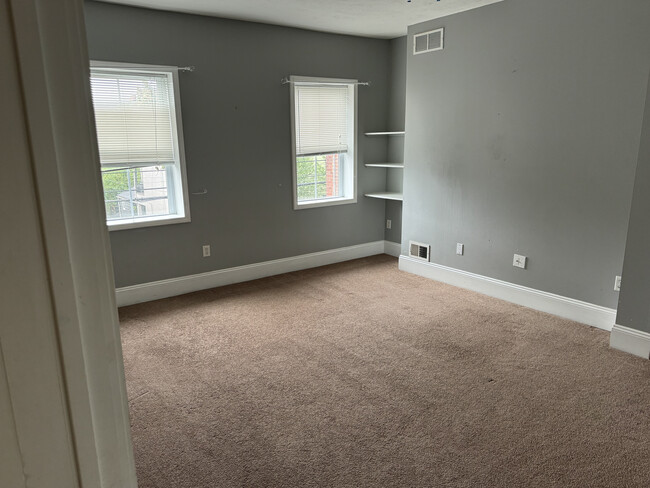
[2,0,137,486]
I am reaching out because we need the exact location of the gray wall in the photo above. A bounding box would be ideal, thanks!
[385,36,407,244]
[403,0,650,309]
[616,76,650,333]
[84,1,392,287]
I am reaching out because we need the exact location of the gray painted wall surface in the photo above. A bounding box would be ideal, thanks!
[403,0,650,309]
[84,1,391,287]
[384,36,407,244]
[616,76,650,333]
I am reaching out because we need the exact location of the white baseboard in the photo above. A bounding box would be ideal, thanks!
[610,324,650,359]
[116,240,397,307]
[383,241,401,257]
[398,255,616,331]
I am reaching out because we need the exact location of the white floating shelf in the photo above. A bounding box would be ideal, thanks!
[365,163,404,168]
[364,192,404,201]
[364,131,405,136]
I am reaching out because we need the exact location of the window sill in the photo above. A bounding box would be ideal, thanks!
[107,214,190,231]
[293,196,357,210]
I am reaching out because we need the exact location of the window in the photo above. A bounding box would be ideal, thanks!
[290,76,357,209]
[89,62,190,230]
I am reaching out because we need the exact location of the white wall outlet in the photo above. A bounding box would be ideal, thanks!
[456,243,464,255]
[614,275,621,292]
[202,245,211,257]
[513,254,527,269]
[386,219,392,230]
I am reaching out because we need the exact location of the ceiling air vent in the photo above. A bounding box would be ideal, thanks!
[409,241,430,262]
[413,28,444,55]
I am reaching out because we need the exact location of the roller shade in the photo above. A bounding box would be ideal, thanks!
[90,69,176,167]
[295,84,350,156]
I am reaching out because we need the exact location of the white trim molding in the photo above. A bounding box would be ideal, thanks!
[610,324,650,359]
[6,0,137,484]
[116,241,398,307]
[399,256,617,331]
[383,241,401,257]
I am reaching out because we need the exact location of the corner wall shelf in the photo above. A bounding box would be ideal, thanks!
[364,192,403,202]
[364,130,405,203]
[365,163,404,168]
[364,131,405,136]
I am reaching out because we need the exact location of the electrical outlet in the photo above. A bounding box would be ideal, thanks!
[456,243,464,255]
[202,245,211,257]
[614,275,621,292]
[513,254,527,269]
[386,219,392,230]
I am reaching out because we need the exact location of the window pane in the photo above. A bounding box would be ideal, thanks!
[315,158,327,179]
[297,183,316,201]
[101,165,171,221]
[296,157,316,185]
[296,153,341,202]
[325,154,340,198]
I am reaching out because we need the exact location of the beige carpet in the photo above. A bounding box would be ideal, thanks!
[120,255,650,487]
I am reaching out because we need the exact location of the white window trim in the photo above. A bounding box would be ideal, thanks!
[90,60,191,231]
[289,75,358,210]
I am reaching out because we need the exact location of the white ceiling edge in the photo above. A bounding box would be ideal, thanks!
[93,0,505,39]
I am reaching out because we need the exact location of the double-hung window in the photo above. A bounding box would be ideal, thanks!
[89,62,190,230]
[290,76,357,209]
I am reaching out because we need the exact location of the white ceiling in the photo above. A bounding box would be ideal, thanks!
[96,0,504,39]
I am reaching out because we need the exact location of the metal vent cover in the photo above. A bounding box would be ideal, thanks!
[409,241,430,262]
[413,28,444,55]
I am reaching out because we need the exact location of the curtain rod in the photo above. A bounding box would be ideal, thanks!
[281,78,370,86]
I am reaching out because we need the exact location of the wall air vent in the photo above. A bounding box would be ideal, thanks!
[413,28,444,55]
[409,241,430,262]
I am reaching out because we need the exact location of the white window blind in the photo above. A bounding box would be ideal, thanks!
[294,84,350,156]
[90,69,176,167]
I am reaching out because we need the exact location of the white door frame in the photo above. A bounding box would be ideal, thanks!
[2,0,137,486]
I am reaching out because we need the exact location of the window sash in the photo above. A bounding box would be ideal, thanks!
[101,165,175,221]
[296,153,342,202]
